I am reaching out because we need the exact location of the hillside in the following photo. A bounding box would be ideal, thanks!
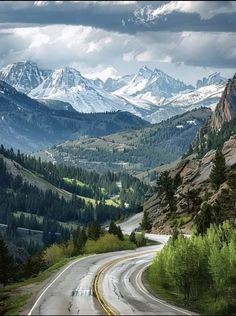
[143,73,236,234]
[0,145,148,253]
[36,107,211,174]
[0,80,149,152]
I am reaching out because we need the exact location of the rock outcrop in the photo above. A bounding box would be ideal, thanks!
[192,74,236,151]
[144,135,236,234]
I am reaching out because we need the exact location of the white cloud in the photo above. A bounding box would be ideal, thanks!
[84,65,119,81]
[134,1,236,22]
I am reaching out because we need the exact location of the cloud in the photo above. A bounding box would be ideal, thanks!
[0,1,235,34]
[140,1,236,20]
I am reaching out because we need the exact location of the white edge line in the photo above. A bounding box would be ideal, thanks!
[136,264,194,316]
[28,255,95,315]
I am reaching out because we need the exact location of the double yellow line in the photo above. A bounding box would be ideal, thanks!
[93,258,120,315]
[93,249,158,315]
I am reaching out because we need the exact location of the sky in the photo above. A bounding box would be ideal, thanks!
[0,1,235,84]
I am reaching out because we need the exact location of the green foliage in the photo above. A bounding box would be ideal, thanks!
[0,239,15,286]
[108,221,124,240]
[84,233,135,254]
[147,221,236,314]
[210,149,227,190]
[156,171,177,213]
[141,210,152,231]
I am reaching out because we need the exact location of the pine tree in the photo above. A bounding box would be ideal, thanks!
[0,239,14,286]
[129,231,136,243]
[141,210,151,231]
[116,226,124,241]
[210,149,227,190]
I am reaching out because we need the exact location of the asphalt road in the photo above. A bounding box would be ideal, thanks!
[27,213,193,315]
[28,247,161,315]
[100,249,194,315]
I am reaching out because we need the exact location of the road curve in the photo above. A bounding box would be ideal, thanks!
[99,248,195,315]
[27,212,193,315]
[27,246,161,315]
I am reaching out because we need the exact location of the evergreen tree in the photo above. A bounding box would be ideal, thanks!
[116,226,124,241]
[141,210,151,231]
[129,231,136,243]
[87,221,101,240]
[0,239,15,286]
[210,149,227,190]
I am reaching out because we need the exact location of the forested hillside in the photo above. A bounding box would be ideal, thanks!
[37,107,211,174]
[0,145,148,254]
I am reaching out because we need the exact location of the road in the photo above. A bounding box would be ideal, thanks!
[27,213,193,315]
[100,249,194,315]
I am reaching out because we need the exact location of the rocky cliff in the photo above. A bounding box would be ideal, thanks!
[144,135,236,234]
[192,74,236,152]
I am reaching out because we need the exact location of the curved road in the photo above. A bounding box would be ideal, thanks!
[27,213,194,315]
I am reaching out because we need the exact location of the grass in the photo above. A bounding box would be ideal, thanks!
[175,214,193,227]
[63,177,87,187]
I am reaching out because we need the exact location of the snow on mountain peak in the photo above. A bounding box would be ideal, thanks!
[0,61,51,93]
[196,72,227,89]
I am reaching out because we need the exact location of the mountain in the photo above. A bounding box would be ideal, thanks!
[196,72,226,89]
[147,74,226,123]
[36,107,211,174]
[114,66,193,102]
[0,61,227,123]
[0,80,149,152]
[143,73,236,234]
[0,61,51,94]
[192,74,236,154]
[103,75,133,92]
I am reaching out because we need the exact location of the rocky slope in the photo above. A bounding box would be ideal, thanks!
[144,135,236,234]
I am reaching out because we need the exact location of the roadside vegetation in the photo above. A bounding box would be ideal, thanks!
[146,221,236,315]
[144,149,236,315]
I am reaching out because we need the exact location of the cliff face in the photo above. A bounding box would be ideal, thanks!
[144,134,236,234]
[210,74,236,132]
[192,74,236,151]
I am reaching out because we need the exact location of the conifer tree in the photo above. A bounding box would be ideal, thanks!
[0,239,14,286]
[210,149,227,190]
[141,210,151,231]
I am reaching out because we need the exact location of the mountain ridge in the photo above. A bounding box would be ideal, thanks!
[0,61,227,123]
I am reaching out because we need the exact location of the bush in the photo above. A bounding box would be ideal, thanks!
[84,233,135,254]
[43,244,64,266]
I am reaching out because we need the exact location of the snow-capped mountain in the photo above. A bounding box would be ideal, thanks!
[196,72,227,89]
[103,74,133,92]
[0,61,51,94]
[0,61,228,123]
[147,73,227,123]
[113,66,194,103]
[29,67,138,114]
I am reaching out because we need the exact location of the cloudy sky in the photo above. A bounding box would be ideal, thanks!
[0,1,235,84]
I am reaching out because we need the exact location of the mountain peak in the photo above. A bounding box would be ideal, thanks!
[138,65,153,77]
[196,72,227,89]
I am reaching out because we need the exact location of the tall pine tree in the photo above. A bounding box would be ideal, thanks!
[210,149,227,190]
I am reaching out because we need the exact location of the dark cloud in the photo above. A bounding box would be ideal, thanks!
[0,1,235,34]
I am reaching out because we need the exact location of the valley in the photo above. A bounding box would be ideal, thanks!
[36,107,211,174]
